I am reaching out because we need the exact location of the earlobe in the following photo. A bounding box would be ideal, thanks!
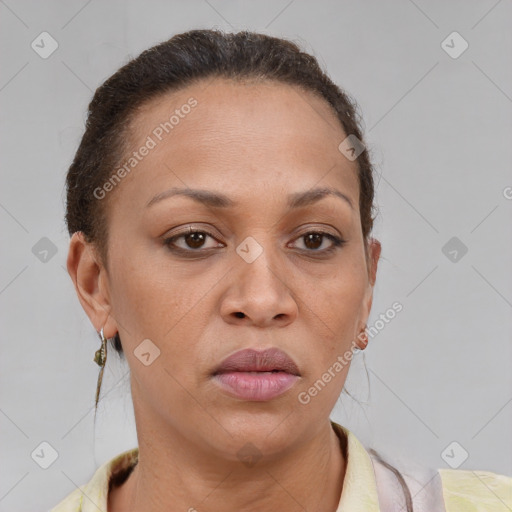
[66,232,116,336]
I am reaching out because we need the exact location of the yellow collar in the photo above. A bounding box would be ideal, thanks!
[331,421,380,511]
[60,421,380,512]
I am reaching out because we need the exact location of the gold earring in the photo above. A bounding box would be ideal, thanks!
[94,327,108,408]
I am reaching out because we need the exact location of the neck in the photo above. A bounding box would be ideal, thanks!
[108,410,346,512]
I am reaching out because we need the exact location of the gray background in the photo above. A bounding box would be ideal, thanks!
[1,1,511,510]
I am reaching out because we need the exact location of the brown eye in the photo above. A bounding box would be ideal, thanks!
[291,231,346,254]
[184,231,206,248]
[303,233,323,250]
[163,229,222,252]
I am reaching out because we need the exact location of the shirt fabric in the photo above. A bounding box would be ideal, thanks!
[50,420,512,512]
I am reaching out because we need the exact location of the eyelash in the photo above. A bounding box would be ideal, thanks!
[162,228,346,256]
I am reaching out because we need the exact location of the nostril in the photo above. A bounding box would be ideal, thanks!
[234,312,245,318]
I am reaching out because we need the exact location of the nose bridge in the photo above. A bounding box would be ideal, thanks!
[236,233,285,293]
[221,233,297,325]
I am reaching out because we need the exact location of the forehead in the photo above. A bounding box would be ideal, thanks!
[112,77,359,213]
[133,77,345,142]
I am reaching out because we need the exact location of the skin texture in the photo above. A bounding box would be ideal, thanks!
[67,77,381,512]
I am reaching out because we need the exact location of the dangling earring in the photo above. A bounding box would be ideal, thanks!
[94,327,108,408]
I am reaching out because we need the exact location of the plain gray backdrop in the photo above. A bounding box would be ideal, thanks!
[1,1,511,511]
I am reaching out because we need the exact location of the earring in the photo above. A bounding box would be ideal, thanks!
[94,327,108,408]
[358,326,369,350]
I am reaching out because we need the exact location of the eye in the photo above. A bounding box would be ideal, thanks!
[290,231,346,254]
[163,228,223,252]
[162,227,345,256]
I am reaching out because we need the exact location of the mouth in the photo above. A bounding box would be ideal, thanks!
[211,347,301,401]
[211,347,301,376]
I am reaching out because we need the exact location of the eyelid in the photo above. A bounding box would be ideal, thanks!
[161,223,223,240]
[162,224,342,242]
[292,224,342,239]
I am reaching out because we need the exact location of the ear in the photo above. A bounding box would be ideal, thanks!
[66,232,118,338]
[356,237,382,348]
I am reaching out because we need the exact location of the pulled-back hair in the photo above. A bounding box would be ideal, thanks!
[65,29,378,355]
[65,29,415,511]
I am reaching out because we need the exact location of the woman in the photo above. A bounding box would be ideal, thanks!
[52,29,511,512]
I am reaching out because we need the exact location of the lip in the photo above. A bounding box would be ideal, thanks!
[212,348,300,376]
[211,348,301,401]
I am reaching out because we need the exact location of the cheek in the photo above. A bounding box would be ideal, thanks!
[106,244,180,344]
[310,261,367,322]
[296,277,365,410]
[308,269,367,358]
[107,245,215,368]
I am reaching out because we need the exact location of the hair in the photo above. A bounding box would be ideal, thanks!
[65,28,378,356]
[65,29,414,511]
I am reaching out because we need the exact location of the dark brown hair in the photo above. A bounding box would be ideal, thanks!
[65,28,378,356]
[65,30,417,511]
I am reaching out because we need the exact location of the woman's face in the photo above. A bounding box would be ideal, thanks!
[73,78,380,458]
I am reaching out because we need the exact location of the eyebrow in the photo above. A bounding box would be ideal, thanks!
[146,186,354,211]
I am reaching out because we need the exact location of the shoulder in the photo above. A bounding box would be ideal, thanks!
[439,467,512,512]
[49,448,139,512]
[49,488,84,512]
[333,421,511,512]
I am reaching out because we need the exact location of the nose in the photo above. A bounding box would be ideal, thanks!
[220,243,298,328]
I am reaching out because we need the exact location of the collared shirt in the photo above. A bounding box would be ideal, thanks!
[50,421,512,512]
